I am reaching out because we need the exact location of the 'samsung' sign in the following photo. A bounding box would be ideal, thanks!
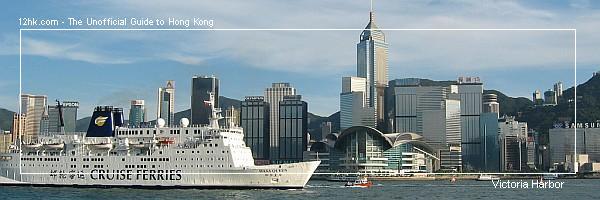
[553,121,600,129]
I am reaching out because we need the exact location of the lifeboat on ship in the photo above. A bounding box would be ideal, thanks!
[44,142,65,150]
[129,141,153,148]
[23,143,43,149]
[90,142,112,149]
[158,138,175,145]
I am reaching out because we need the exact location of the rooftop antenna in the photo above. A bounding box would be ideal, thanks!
[370,0,373,12]
[56,100,64,133]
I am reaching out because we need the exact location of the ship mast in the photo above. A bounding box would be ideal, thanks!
[204,92,222,129]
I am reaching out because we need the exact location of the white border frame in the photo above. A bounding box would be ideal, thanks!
[18,28,577,176]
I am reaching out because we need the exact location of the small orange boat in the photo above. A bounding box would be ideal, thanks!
[344,176,373,188]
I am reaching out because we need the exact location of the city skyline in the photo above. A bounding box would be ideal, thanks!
[0,0,595,118]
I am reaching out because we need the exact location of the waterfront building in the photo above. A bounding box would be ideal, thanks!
[277,95,308,163]
[340,76,375,130]
[527,132,536,169]
[128,100,146,127]
[330,126,435,174]
[480,112,500,172]
[544,90,557,105]
[549,123,600,172]
[356,10,389,128]
[385,78,463,171]
[438,147,463,172]
[240,96,270,161]
[498,116,528,171]
[21,94,47,141]
[48,101,78,134]
[157,80,175,126]
[264,83,296,160]
[456,77,484,171]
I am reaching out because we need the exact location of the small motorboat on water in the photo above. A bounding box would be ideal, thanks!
[344,176,373,188]
[477,174,500,181]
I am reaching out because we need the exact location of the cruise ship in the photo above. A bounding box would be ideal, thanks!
[0,94,320,189]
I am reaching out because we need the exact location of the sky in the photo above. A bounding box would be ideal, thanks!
[0,0,599,118]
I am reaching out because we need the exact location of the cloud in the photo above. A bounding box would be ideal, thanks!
[77,0,590,74]
[22,37,135,64]
[569,0,591,9]
[163,52,207,65]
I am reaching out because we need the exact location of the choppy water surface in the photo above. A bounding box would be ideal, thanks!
[1,179,599,200]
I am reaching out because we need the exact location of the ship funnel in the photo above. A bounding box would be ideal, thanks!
[112,108,125,127]
[86,106,117,137]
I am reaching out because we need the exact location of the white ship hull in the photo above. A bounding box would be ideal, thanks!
[0,156,320,189]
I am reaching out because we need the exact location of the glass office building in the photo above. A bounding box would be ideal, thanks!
[240,96,270,161]
[191,76,219,125]
[277,95,308,163]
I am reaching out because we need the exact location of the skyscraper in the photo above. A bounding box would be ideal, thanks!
[320,121,332,142]
[157,80,175,126]
[129,100,146,127]
[191,76,219,125]
[532,90,543,105]
[11,113,26,143]
[21,94,47,141]
[554,81,563,97]
[386,79,463,171]
[499,116,528,171]
[240,96,270,161]
[482,94,499,117]
[544,90,557,105]
[357,10,389,128]
[340,76,375,130]
[456,76,484,171]
[480,112,500,172]
[277,95,308,163]
[264,83,296,160]
[48,101,79,134]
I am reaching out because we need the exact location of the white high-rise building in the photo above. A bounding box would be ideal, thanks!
[340,77,375,130]
[554,82,563,97]
[264,83,296,160]
[483,94,500,118]
[20,94,47,141]
[157,80,175,126]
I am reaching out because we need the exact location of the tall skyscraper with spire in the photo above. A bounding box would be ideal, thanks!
[357,9,389,128]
